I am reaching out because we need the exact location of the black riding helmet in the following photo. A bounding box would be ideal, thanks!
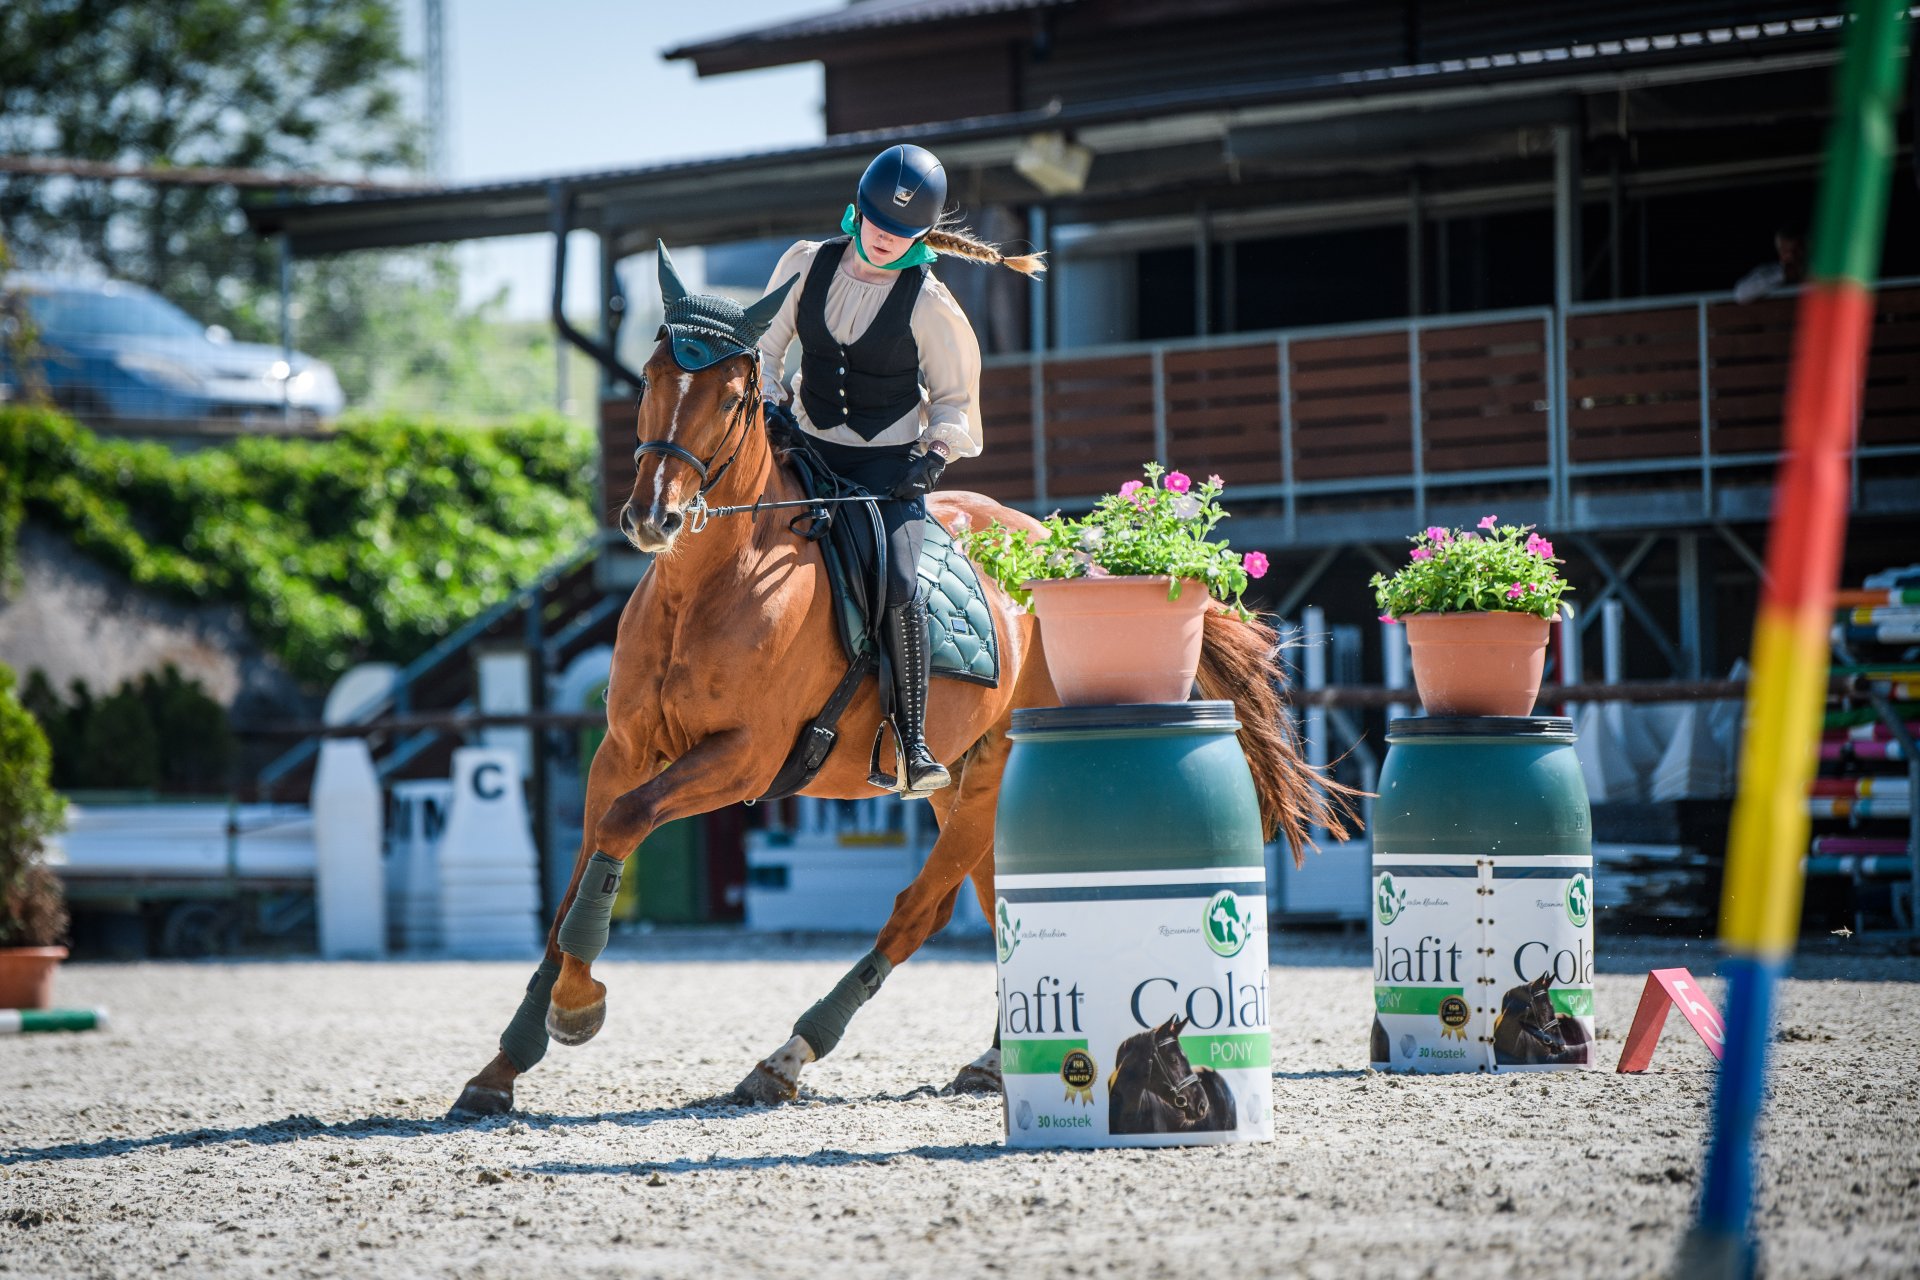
[855,144,947,240]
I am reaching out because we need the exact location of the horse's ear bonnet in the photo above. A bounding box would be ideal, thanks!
[655,239,799,372]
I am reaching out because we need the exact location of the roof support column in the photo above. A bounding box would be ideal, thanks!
[1407,171,1424,316]
[598,226,626,402]
[1553,122,1583,312]
[1028,205,1052,352]
[1194,201,1211,336]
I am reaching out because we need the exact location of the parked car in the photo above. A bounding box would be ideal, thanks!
[0,272,344,432]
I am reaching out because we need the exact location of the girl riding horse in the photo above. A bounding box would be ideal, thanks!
[756,143,1043,796]
[446,154,1349,1118]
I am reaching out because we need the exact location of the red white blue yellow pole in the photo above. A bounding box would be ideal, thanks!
[1680,3,1909,1274]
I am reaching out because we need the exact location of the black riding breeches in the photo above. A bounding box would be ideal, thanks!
[805,436,925,608]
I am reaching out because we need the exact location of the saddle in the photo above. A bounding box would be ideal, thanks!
[754,445,1000,803]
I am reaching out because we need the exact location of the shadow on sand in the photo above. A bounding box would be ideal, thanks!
[524,1140,1021,1178]
[1,1075,1008,1167]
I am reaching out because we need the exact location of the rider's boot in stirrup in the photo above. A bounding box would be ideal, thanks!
[885,598,950,795]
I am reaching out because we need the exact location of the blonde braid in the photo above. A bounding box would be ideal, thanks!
[923,215,1047,277]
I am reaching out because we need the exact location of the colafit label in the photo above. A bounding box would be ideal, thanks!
[1370,854,1596,1072]
[995,866,1272,1149]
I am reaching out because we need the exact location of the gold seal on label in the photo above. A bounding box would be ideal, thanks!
[1060,1049,1097,1106]
[1439,995,1471,1041]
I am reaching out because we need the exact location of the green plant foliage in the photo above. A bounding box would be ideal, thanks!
[0,660,68,947]
[1369,516,1573,621]
[958,463,1268,616]
[0,406,596,683]
[21,666,234,793]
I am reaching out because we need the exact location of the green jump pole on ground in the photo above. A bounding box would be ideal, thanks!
[0,1008,110,1034]
[1677,3,1909,1277]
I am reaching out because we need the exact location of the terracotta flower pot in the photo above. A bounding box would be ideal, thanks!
[0,946,67,1010]
[1028,575,1211,705]
[1403,611,1551,717]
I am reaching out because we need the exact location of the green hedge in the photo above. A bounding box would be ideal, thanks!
[0,407,597,684]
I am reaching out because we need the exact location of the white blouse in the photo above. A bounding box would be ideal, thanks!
[756,239,983,459]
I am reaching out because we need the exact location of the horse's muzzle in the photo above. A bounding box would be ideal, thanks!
[621,500,680,552]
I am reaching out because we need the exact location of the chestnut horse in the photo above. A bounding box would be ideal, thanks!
[449,287,1349,1117]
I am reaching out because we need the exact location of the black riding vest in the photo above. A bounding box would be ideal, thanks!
[796,236,926,442]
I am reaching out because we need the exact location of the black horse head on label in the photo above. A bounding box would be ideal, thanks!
[1108,1015,1238,1134]
[1493,970,1592,1066]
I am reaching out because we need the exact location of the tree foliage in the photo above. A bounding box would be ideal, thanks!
[1,406,597,683]
[0,660,68,948]
[0,0,417,331]
[21,665,233,793]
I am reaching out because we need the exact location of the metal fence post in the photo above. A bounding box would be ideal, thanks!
[1407,322,1426,527]
[1151,345,1168,465]
[1698,297,1714,519]
[1278,335,1296,543]
[1030,353,1048,507]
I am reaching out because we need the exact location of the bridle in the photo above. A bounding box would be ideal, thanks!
[1146,1027,1206,1117]
[1506,986,1567,1054]
[630,354,762,534]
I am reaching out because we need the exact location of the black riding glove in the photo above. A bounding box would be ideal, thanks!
[893,449,947,500]
[763,398,801,447]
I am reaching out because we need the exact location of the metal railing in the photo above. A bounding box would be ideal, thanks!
[978,276,1920,534]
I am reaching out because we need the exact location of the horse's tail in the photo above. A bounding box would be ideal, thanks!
[1194,608,1360,868]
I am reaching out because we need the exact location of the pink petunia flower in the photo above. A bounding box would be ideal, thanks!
[1425,526,1450,544]
[1165,471,1193,494]
[1479,514,1498,530]
[1378,613,1397,624]
[1119,480,1143,498]
[1526,533,1554,559]
[1507,584,1526,599]
[1207,474,1224,488]
[1242,550,1269,579]
[1410,547,1432,561]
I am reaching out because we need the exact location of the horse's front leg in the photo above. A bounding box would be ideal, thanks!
[733,729,1007,1106]
[545,730,755,1046]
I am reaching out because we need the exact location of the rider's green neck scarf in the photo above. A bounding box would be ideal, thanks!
[842,205,938,271]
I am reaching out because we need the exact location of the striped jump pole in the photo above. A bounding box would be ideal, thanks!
[1678,2,1910,1275]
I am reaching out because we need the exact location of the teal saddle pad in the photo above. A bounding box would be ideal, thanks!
[781,443,999,687]
[822,515,1001,687]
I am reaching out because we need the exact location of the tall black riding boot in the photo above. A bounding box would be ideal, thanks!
[884,598,951,795]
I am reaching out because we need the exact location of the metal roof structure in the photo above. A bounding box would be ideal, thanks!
[664,0,1073,67]
[244,14,1845,259]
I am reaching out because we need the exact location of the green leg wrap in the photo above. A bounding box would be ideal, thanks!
[556,850,623,964]
[499,958,562,1072]
[792,948,893,1059]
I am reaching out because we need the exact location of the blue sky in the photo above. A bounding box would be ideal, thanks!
[407,0,827,317]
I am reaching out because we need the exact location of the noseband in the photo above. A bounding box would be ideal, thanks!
[631,357,761,532]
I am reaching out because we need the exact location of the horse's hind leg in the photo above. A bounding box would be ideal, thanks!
[734,729,1010,1105]
[944,854,1004,1095]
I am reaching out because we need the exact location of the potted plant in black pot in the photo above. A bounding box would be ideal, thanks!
[1,662,70,1008]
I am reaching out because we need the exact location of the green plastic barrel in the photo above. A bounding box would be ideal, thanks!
[995,702,1272,1148]
[1370,716,1595,1073]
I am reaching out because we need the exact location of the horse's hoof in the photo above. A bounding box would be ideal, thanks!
[731,1060,800,1106]
[545,997,606,1047]
[947,1064,1003,1095]
[447,1083,514,1120]
[946,1048,1003,1095]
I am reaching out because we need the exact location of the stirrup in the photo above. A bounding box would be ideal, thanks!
[867,721,948,797]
